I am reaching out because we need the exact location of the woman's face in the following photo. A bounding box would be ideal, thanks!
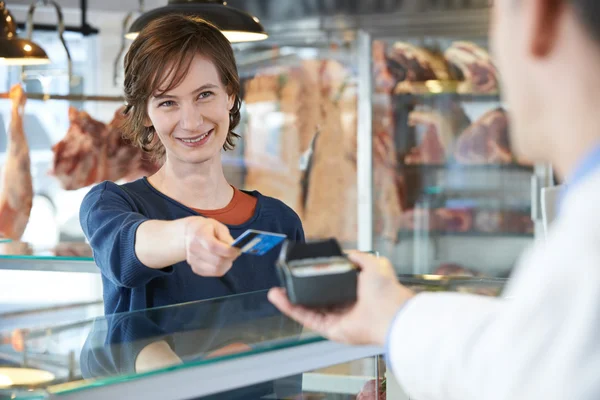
[146,54,234,166]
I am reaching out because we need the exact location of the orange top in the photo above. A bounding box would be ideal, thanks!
[192,187,258,225]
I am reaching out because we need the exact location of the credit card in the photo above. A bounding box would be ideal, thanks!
[232,229,287,256]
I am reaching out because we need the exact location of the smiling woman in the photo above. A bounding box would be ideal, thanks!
[79,14,305,316]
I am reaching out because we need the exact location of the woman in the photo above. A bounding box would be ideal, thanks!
[80,14,304,315]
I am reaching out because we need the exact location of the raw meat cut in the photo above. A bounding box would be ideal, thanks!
[404,104,471,164]
[387,42,454,94]
[436,208,473,232]
[454,108,513,164]
[405,110,450,164]
[51,107,159,190]
[474,210,534,234]
[445,41,499,94]
[0,84,34,240]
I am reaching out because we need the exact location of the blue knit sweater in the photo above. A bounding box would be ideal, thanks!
[79,178,305,315]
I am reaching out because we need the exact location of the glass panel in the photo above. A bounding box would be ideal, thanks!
[235,34,359,249]
[371,35,535,278]
[1,279,505,399]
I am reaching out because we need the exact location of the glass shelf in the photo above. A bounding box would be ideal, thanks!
[399,163,533,172]
[394,92,502,103]
[0,242,95,273]
[397,230,533,239]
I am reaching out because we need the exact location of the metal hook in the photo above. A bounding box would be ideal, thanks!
[22,0,73,86]
[112,0,144,87]
[113,12,133,87]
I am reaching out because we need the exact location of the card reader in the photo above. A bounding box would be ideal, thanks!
[276,238,358,308]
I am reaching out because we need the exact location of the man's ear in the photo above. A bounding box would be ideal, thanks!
[529,0,564,58]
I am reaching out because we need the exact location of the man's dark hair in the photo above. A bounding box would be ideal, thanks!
[572,0,600,43]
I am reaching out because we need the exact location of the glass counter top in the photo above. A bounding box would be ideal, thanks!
[0,241,96,273]
[0,276,507,399]
[0,290,320,399]
[0,241,93,261]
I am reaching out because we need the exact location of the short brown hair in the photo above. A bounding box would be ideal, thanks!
[122,14,242,162]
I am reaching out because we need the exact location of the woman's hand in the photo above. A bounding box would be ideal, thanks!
[184,217,241,277]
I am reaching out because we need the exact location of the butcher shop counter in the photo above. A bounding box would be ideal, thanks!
[0,277,507,400]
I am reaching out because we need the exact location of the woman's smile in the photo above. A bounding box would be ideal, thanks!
[175,128,214,148]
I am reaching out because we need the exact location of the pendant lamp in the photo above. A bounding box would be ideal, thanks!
[125,0,268,43]
[0,1,49,65]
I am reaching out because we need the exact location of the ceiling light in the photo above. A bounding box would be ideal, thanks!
[0,1,50,65]
[125,0,268,43]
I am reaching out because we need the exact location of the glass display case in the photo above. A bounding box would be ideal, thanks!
[0,289,387,400]
[231,5,552,280]
[0,279,506,399]
[354,13,553,279]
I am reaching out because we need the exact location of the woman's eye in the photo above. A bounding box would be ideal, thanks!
[198,91,214,100]
[159,100,175,107]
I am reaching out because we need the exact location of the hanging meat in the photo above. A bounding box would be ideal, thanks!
[454,108,513,164]
[242,68,304,218]
[301,60,359,244]
[51,107,159,190]
[0,84,34,240]
[445,41,500,94]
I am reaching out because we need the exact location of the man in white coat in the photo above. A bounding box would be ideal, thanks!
[269,0,600,399]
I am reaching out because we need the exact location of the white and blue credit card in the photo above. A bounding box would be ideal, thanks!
[232,229,287,256]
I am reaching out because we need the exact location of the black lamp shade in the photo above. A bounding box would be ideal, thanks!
[126,1,268,43]
[0,1,49,65]
[0,38,50,65]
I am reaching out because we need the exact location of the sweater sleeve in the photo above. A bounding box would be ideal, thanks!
[80,182,174,289]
